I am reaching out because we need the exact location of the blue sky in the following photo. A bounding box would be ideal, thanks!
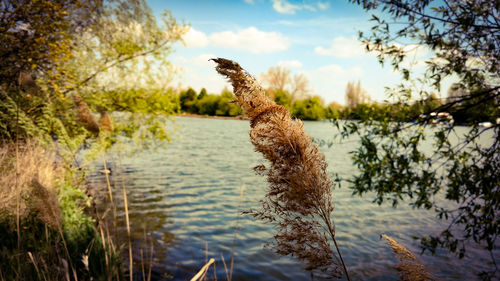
[148,0,436,105]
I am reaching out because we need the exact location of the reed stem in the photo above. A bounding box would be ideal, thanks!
[118,154,133,281]
[332,236,351,281]
[102,152,113,203]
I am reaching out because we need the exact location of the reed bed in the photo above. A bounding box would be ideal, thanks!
[0,141,122,280]
[0,141,61,228]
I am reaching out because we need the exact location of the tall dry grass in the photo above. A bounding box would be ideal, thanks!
[0,140,123,280]
[0,141,61,229]
[212,58,350,280]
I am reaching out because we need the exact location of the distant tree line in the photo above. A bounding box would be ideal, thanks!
[176,78,497,125]
[178,87,242,117]
[178,64,497,124]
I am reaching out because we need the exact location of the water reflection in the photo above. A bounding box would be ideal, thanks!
[89,160,175,279]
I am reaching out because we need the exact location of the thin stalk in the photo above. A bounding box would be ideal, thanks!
[140,249,145,281]
[229,183,245,280]
[325,222,351,281]
[220,254,230,281]
[15,84,21,280]
[102,152,113,203]
[57,227,79,281]
[99,225,109,269]
[212,262,217,281]
[147,240,153,281]
[118,154,133,281]
[332,237,350,281]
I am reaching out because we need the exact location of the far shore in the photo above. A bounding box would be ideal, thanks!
[177,113,249,121]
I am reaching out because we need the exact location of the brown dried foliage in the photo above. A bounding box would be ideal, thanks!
[0,142,62,229]
[212,58,342,278]
[98,108,114,133]
[381,234,435,281]
[73,94,100,136]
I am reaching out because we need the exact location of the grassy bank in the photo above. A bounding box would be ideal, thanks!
[0,141,121,281]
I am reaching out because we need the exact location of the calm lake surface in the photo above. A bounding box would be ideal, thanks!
[87,116,498,280]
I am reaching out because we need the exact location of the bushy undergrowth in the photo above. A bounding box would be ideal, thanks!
[0,142,121,280]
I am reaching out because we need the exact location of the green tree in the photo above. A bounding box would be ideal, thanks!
[0,1,185,279]
[198,87,208,100]
[292,96,325,121]
[0,0,186,151]
[195,94,219,116]
[325,102,342,119]
[272,89,292,109]
[194,90,241,117]
[180,88,198,113]
[0,0,100,85]
[343,0,499,278]
[220,90,242,116]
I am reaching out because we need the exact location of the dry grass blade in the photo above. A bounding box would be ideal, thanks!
[190,258,215,281]
[212,58,348,279]
[118,154,133,281]
[381,234,436,281]
[27,252,42,280]
[220,254,230,281]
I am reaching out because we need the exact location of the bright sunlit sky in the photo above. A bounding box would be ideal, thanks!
[148,0,439,105]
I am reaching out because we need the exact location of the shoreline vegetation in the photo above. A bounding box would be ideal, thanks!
[173,85,498,126]
[0,141,122,280]
[179,112,249,121]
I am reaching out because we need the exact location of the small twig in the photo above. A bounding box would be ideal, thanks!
[221,254,230,281]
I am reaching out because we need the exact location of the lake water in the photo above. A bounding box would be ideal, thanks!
[87,116,498,280]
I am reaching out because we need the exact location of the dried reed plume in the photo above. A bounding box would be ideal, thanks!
[73,94,100,136]
[381,234,435,281]
[0,141,62,229]
[212,58,349,279]
[97,107,114,133]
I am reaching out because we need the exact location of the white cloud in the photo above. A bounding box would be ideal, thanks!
[395,44,432,69]
[172,55,228,94]
[244,0,255,4]
[272,0,317,14]
[305,64,365,103]
[272,0,301,14]
[317,1,330,10]
[402,44,430,59]
[314,36,368,58]
[182,27,209,48]
[278,60,303,68]
[209,27,290,54]
[193,54,217,66]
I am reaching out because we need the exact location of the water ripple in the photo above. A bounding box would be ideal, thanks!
[88,117,498,281]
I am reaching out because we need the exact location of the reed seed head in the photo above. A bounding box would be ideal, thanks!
[213,58,341,278]
[381,234,435,281]
[73,94,100,136]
